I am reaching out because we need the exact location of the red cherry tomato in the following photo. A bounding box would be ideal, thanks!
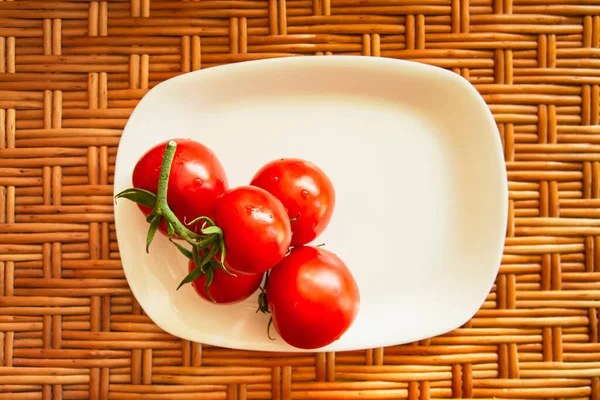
[266,246,360,349]
[188,260,264,304]
[132,139,228,236]
[250,158,335,246]
[212,186,292,275]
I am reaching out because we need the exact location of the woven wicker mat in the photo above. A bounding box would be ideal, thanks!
[1,0,600,399]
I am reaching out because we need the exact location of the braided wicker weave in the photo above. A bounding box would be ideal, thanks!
[1,0,600,399]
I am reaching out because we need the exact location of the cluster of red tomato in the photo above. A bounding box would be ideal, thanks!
[116,138,360,349]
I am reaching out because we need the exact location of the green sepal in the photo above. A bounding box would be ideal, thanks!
[191,246,209,272]
[203,268,216,303]
[177,266,203,290]
[187,215,217,227]
[218,236,227,268]
[166,220,175,238]
[177,244,224,291]
[214,238,234,277]
[201,225,223,236]
[202,244,221,272]
[115,187,157,208]
[170,239,193,260]
[193,234,217,248]
[146,215,161,253]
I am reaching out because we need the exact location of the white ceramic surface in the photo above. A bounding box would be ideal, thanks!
[114,56,508,352]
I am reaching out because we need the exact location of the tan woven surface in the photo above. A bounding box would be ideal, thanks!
[1,0,600,399]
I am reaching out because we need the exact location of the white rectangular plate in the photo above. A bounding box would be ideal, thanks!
[114,56,508,352]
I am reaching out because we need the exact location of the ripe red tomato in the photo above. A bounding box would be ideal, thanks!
[212,186,292,275]
[266,246,360,349]
[188,260,264,304]
[132,139,228,236]
[250,158,335,246]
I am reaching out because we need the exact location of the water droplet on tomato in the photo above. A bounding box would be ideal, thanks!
[301,190,310,199]
[274,176,279,181]
[193,178,203,188]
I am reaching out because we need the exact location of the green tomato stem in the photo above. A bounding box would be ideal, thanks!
[153,141,202,246]
[155,141,176,211]
[155,143,231,285]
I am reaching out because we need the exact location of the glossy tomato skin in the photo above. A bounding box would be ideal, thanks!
[250,158,335,246]
[188,260,264,304]
[132,139,228,236]
[213,186,292,275]
[266,246,360,349]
